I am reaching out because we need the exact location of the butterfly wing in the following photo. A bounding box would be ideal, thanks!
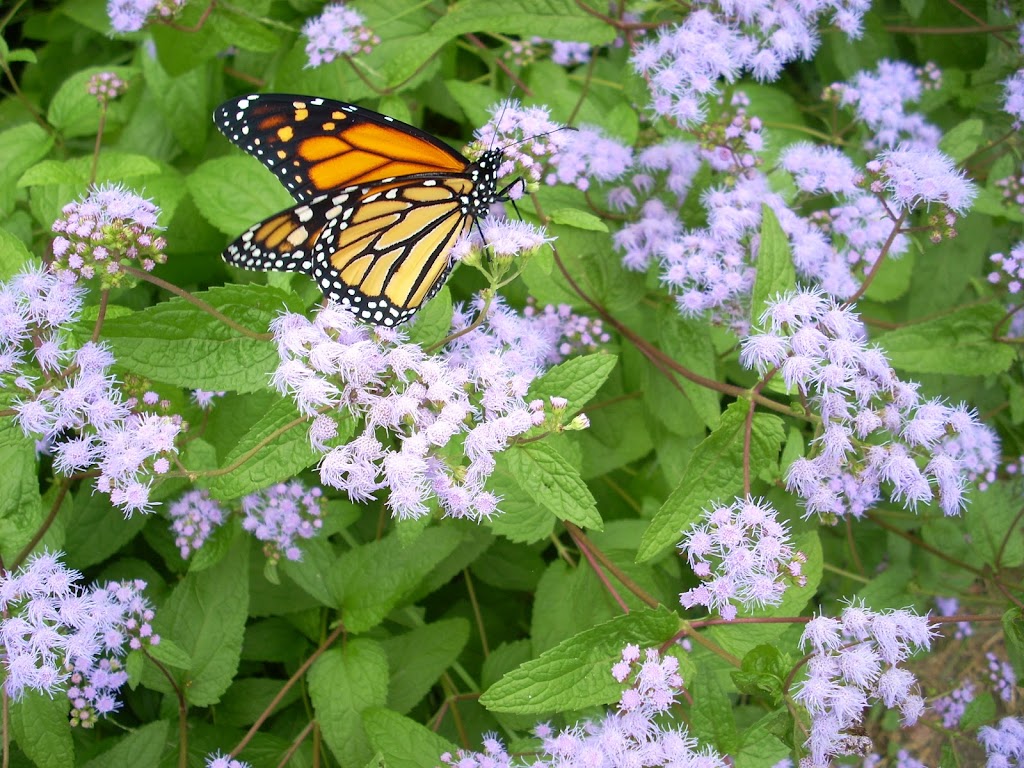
[223,176,475,326]
[214,94,471,203]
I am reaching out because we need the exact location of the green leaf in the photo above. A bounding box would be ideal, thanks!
[47,66,137,138]
[208,397,321,501]
[210,9,281,52]
[731,645,789,702]
[638,401,785,561]
[659,310,721,430]
[750,205,797,327]
[0,421,44,562]
[381,618,470,714]
[431,0,615,44]
[939,118,984,163]
[80,720,168,768]
[0,123,53,213]
[876,304,1015,375]
[10,689,73,768]
[864,247,914,303]
[140,50,208,155]
[487,455,557,543]
[690,669,739,754]
[0,227,32,282]
[965,481,1024,568]
[145,536,249,706]
[405,286,452,348]
[330,527,464,633]
[19,152,160,188]
[309,640,389,768]
[363,707,458,768]
[505,441,602,530]
[548,207,609,232]
[1002,607,1024,673]
[527,353,618,413]
[63,479,147,569]
[187,156,294,235]
[216,677,301,727]
[147,638,192,670]
[480,606,679,714]
[95,284,302,394]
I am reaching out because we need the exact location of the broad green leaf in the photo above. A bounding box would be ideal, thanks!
[966,482,1024,568]
[80,720,168,768]
[431,0,614,44]
[864,248,914,303]
[208,397,321,501]
[145,536,249,706]
[19,152,160,187]
[731,645,790,702]
[405,286,452,348]
[939,118,984,162]
[47,66,137,138]
[0,227,32,282]
[527,353,618,413]
[188,156,294,235]
[96,284,302,394]
[381,618,470,714]
[0,123,53,213]
[876,304,1014,375]
[659,310,721,430]
[140,50,208,155]
[750,205,796,327]
[690,669,739,754]
[329,527,463,633]
[216,677,301,727]
[63,479,147,569]
[363,707,458,768]
[548,207,609,232]
[505,441,602,530]
[487,454,557,543]
[0,421,44,562]
[150,3,227,74]
[10,689,74,768]
[480,606,679,713]
[210,9,281,52]
[309,640,389,768]
[147,638,192,670]
[638,401,785,561]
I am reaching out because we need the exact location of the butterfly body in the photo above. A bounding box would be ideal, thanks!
[214,94,505,326]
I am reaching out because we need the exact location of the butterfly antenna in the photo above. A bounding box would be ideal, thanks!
[486,86,518,153]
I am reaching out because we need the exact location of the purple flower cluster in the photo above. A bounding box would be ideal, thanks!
[87,72,128,105]
[168,490,228,559]
[0,553,158,724]
[632,1,868,126]
[995,166,1024,213]
[106,0,184,32]
[51,184,167,287]
[547,39,591,66]
[3,265,181,515]
[191,388,227,409]
[302,3,379,68]
[867,146,977,217]
[453,217,553,262]
[987,652,1018,703]
[241,481,325,563]
[828,60,942,150]
[794,600,934,767]
[271,299,575,521]
[440,645,727,768]
[978,717,1024,767]
[678,496,807,621]
[932,678,975,729]
[523,298,611,363]
[934,596,972,639]
[741,289,997,518]
[206,753,251,768]
[1003,70,1024,128]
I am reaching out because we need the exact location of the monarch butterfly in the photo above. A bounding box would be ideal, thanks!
[213,93,513,327]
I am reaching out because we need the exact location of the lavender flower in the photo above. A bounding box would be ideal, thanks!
[87,72,128,105]
[454,218,553,262]
[741,288,996,518]
[867,146,977,215]
[523,298,610,363]
[978,717,1024,767]
[678,496,807,621]
[107,0,184,32]
[934,596,972,639]
[272,298,573,521]
[440,645,727,768]
[302,3,379,68]
[50,183,167,287]
[987,652,1018,703]
[793,600,935,766]
[241,481,324,563]
[206,753,252,768]
[548,39,592,66]
[1003,70,1024,128]
[932,679,975,729]
[191,389,227,409]
[168,490,228,559]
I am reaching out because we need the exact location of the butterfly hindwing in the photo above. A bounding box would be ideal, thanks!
[214,93,470,204]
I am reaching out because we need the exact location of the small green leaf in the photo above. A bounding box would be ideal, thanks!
[405,286,452,348]
[480,606,678,714]
[47,66,137,138]
[0,421,44,562]
[505,441,602,530]
[638,401,785,561]
[750,205,796,327]
[80,720,169,768]
[549,207,609,232]
[487,455,557,543]
[876,304,1015,375]
[730,645,789,701]
[10,689,74,768]
[527,353,618,413]
[965,482,1024,568]
[0,227,32,282]
[363,707,458,768]
[19,152,160,187]
[309,640,389,768]
[939,118,984,163]
[188,156,294,235]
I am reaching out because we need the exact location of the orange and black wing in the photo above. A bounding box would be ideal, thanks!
[223,176,475,326]
[214,93,471,203]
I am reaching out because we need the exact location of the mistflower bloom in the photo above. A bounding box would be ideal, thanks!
[987,652,1018,703]
[868,146,977,215]
[829,60,942,150]
[544,126,633,191]
[678,496,807,620]
[50,183,167,287]
[191,389,227,409]
[440,646,727,768]
[168,490,228,558]
[781,143,863,197]
[934,596,972,639]
[523,298,611,363]
[241,481,325,563]
[274,298,574,521]
[469,100,568,188]
[302,3,379,67]
[794,600,935,767]
[87,72,128,105]
[95,412,182,516]
[1003,69,1024,128]
[547,39,592,66]
[741,288,990,518]
[107,0,184,32]
[932,679,975,729]
[978,717,1024,767]
[474,218,554,259]
[206,753,252,768]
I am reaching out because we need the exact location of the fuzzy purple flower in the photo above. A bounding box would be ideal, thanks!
[241,481,324,563]
[87,72,128,105]
[302,3,379,67]
[206,753,252,768]
[168,490,228,559]
[107,0,184,32]
[1003,70,1024,128]
[987,651,1018,703]
[868,146,977,215]
[932,678,975,729]
[978,717,1024,767]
